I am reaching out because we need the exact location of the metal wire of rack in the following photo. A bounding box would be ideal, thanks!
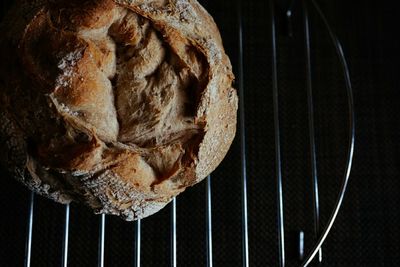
[269,0,355,266]
[19,0,355,266]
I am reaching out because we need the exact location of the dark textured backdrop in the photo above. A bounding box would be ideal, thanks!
[1,0,399,266]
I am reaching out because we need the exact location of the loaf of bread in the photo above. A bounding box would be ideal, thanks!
[0,0,237,220]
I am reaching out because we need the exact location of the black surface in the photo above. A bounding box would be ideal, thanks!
[1,0,399,266]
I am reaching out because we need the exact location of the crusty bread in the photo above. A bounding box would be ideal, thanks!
[0,0,237,220]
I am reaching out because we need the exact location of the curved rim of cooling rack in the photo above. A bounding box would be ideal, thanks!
[301,0,356,266]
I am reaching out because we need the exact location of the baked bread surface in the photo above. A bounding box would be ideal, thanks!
[0,0,237,220]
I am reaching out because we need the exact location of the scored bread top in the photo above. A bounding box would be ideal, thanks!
[0,0,237,220]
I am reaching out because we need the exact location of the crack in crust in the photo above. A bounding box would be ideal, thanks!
[0,0,238,220]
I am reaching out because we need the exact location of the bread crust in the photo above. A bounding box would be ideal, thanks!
[0,0,237,220]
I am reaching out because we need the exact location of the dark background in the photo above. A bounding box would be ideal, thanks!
[1,0,399,266]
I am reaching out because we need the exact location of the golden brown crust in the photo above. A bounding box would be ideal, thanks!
[0,0,237,220]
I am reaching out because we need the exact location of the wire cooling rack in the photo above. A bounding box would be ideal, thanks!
[15,0,355,266]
